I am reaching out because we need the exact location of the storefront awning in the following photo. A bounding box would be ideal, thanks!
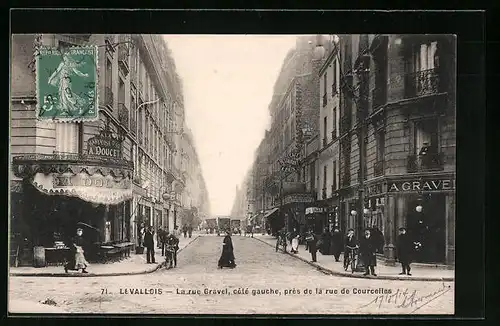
[31,172,132,205]
[264,208,279,219]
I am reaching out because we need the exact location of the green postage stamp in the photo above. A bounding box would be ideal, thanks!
[36,46,98,121]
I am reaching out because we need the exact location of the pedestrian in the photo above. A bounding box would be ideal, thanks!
[290,227,300,254]
[319,227,332,255]
[218,229,236,269]
[343,229,357,270]
[305,229,318,262]
[165,231,180,268]
[144,227,156,264]
[396,227,413,276]
[64,228,89,274]
[371,226,385,254]
[331,228,343,262]
[188,225,193,238]
[160,227,168,256]
[359,229,377,276]
[182,225,188,238]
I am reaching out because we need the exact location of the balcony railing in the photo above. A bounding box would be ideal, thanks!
[374,160,384,177]
[118,103,129,129]
[322,188,327,200]
[322,93,327,107]
[340,115,351,135]
[407,153,444,173]
[405,68,441,98]
[104,86,114,108]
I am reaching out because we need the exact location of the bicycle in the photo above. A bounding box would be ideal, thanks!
[344,246,359,273]
[164,244,176,269]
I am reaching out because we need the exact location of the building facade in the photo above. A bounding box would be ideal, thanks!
[332,34,456,265]
[241,36,327,235]
[179,128,210,228]
[10,34,205,265]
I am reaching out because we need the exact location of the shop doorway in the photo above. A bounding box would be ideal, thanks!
[407,193,446,263]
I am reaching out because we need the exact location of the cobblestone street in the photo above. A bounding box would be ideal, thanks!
[9,235,454,315]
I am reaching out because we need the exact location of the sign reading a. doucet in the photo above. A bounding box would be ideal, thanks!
[86,129,123,159]
[388,178,456,192]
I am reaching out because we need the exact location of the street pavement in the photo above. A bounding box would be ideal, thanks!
[253,235,454,281]
[9,234,454,315]
[10,233,200,277]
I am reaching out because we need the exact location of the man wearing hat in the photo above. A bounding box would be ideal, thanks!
[359,229,377,276]
[343,228,357,270]
[396,227,413,276]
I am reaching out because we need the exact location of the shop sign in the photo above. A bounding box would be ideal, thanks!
[366,183,384,196]
[283,193,314,205]
[87,134,122,159]
[305,207,324,215]
[32,172,132,205]
[388,178,455,192]
[53,173,131,189]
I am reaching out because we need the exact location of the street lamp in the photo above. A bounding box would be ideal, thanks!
[415,205,423,213]
[350,210,357,216]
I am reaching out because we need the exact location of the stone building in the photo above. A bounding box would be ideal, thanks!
[10,34,202,265]
[332,34,456,265]
[179,128,210,228]
[245,36,327,235]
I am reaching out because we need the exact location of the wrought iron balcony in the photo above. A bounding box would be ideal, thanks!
[322,188,327,200]
[118,103,129,129]
[104,86,114,108]
[405,68,441,98]
[407,152,444,173]
[323,93,327,107]
[374,160,384,177]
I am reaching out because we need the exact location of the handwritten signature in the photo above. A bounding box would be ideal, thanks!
[359,282,452,313]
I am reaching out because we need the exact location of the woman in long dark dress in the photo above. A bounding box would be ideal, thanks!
[218,229,236,269]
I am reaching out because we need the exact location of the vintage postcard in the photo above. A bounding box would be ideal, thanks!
[9,33,456,315]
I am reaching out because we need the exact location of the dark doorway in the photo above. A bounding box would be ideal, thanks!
[407,193,446,263]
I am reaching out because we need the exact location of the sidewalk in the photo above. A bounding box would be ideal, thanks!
[253,234,454,282]
[9,233,200,277]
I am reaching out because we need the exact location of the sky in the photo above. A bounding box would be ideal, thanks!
[163,35,297,216]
